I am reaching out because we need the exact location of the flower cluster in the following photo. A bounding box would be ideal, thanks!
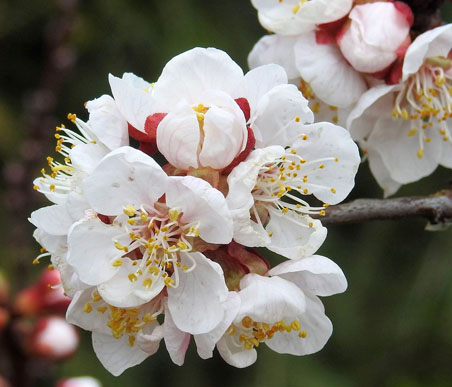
[30,47,360,375]
[249,0,452,194]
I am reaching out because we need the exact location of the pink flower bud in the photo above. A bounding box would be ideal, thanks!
[56,376,102,387]
[337,2,413,73]
[29,316,79,360]
[14,268,71,316]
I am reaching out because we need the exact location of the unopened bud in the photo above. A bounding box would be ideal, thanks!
[56,376,102,387]
[29,316,79,360]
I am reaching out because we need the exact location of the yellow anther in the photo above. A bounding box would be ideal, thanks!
[164,277,175,287]
[67,113,77,123]
[127,218,136,225]
[242,316,253,328]
[112,259,123,267]
[128,273,138,282]
[303,188,308,194]
[401,109,409,120]
[182,265,189,271]
[334,157,339,162]
[123,205,136,217]
[32,258,40,265]
[295,116,300,122]
[425,137,431,143]
[407,129,417,137]
[268,232,273,237]
[148,266,160,275]
[97,306,107,313]
[92,292,102,302]
[140,212,148,222]
[319,164,325,169]
[302,134,308,140]
[311,102,320,113]
[291,320,301,330]
[308,222,313,228]
[83,302,93,313]
[142,278,153,289]
[330,188,336,194]
[49,184,56,192]
[177,241,188,250]
[417,149,424,159]
[292,4,300,13]
[128,336,136,347]
[114,241,129,253]
[332,116,338,124]
[169,208,179,221]
[319,210,326,216]
[298,330,307,338]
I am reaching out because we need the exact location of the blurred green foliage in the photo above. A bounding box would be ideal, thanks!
[1,1,452,386]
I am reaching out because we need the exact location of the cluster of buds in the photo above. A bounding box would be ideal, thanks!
[249,0,452,195]
[30,47,360,375]
[0,268,81,385]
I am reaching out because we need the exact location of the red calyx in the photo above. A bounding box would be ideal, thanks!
[394,1,414,27]
[235,98,251,122]
[318,16,349,45]
[223,126,256,174]
[128,113,167,156]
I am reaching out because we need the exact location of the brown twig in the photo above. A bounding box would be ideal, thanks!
[317,190,452,227]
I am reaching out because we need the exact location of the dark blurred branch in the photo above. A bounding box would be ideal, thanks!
[319,190,452,228]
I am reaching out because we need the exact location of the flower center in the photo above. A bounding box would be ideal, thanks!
[111,204,200,289]
[227,315,307,351]
[392,58,452,158]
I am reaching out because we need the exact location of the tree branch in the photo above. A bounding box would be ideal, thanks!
[317,190,452,228]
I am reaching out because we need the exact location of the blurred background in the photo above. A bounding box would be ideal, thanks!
[1,0,452,386]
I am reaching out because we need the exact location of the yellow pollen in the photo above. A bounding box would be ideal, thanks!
[169,208,179,221]
[92,292,102,302]
[311,102,320,113]
[123,205,136,216]
[33,185,39,190]
[112,259,123,267]
[164,277,175,287]
[417,149,424,159]
[142,278,153,289]
[67,113,76,123]
[49,184,56,192]
[295,116,300,122]
[128,273,138,282]
[114,241,129,252]
[292,4,300,13]
[302,135,308,140]
[308,222,313,228]
[320,210,326,216]
[83,302,93,313]
[128,336,136,347]
[32,258,40,265]
[319,164,325,169]
[330,188,336,194]
[408,129,417,137]
[97,306,107,313]
[332,116,338,124]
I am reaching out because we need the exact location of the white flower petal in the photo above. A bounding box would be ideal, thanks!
[292,121,360,204]
[163,304,191,366]
[237,274,306,324]
[83,146,167,215]
[269,255,347,296]
[252,84,313,148]
[67,218,127,286]
[194,292,241,359]
[217,335,257,368]
[69,143,108,175]
[98,258,165,308]
[66,289,111,335]
[109,73,154,132]
[153,47,244,106]
[30,204,74,236]
[240,63,289,118]
[265,208,327,259]
[166,176,233,244]
[167,252,228,335]
[403,24,452,79]
[440,138,452,168]
[156,103,201,170]
[368,118,442,184]
[346,84,399,141]
[199,106,245,169]
[92,332,149,376]
[248,35,299,80]
[366,145,402,197]
[265,294,332,356]
[295,32,367,108]
[86,95,129,150]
